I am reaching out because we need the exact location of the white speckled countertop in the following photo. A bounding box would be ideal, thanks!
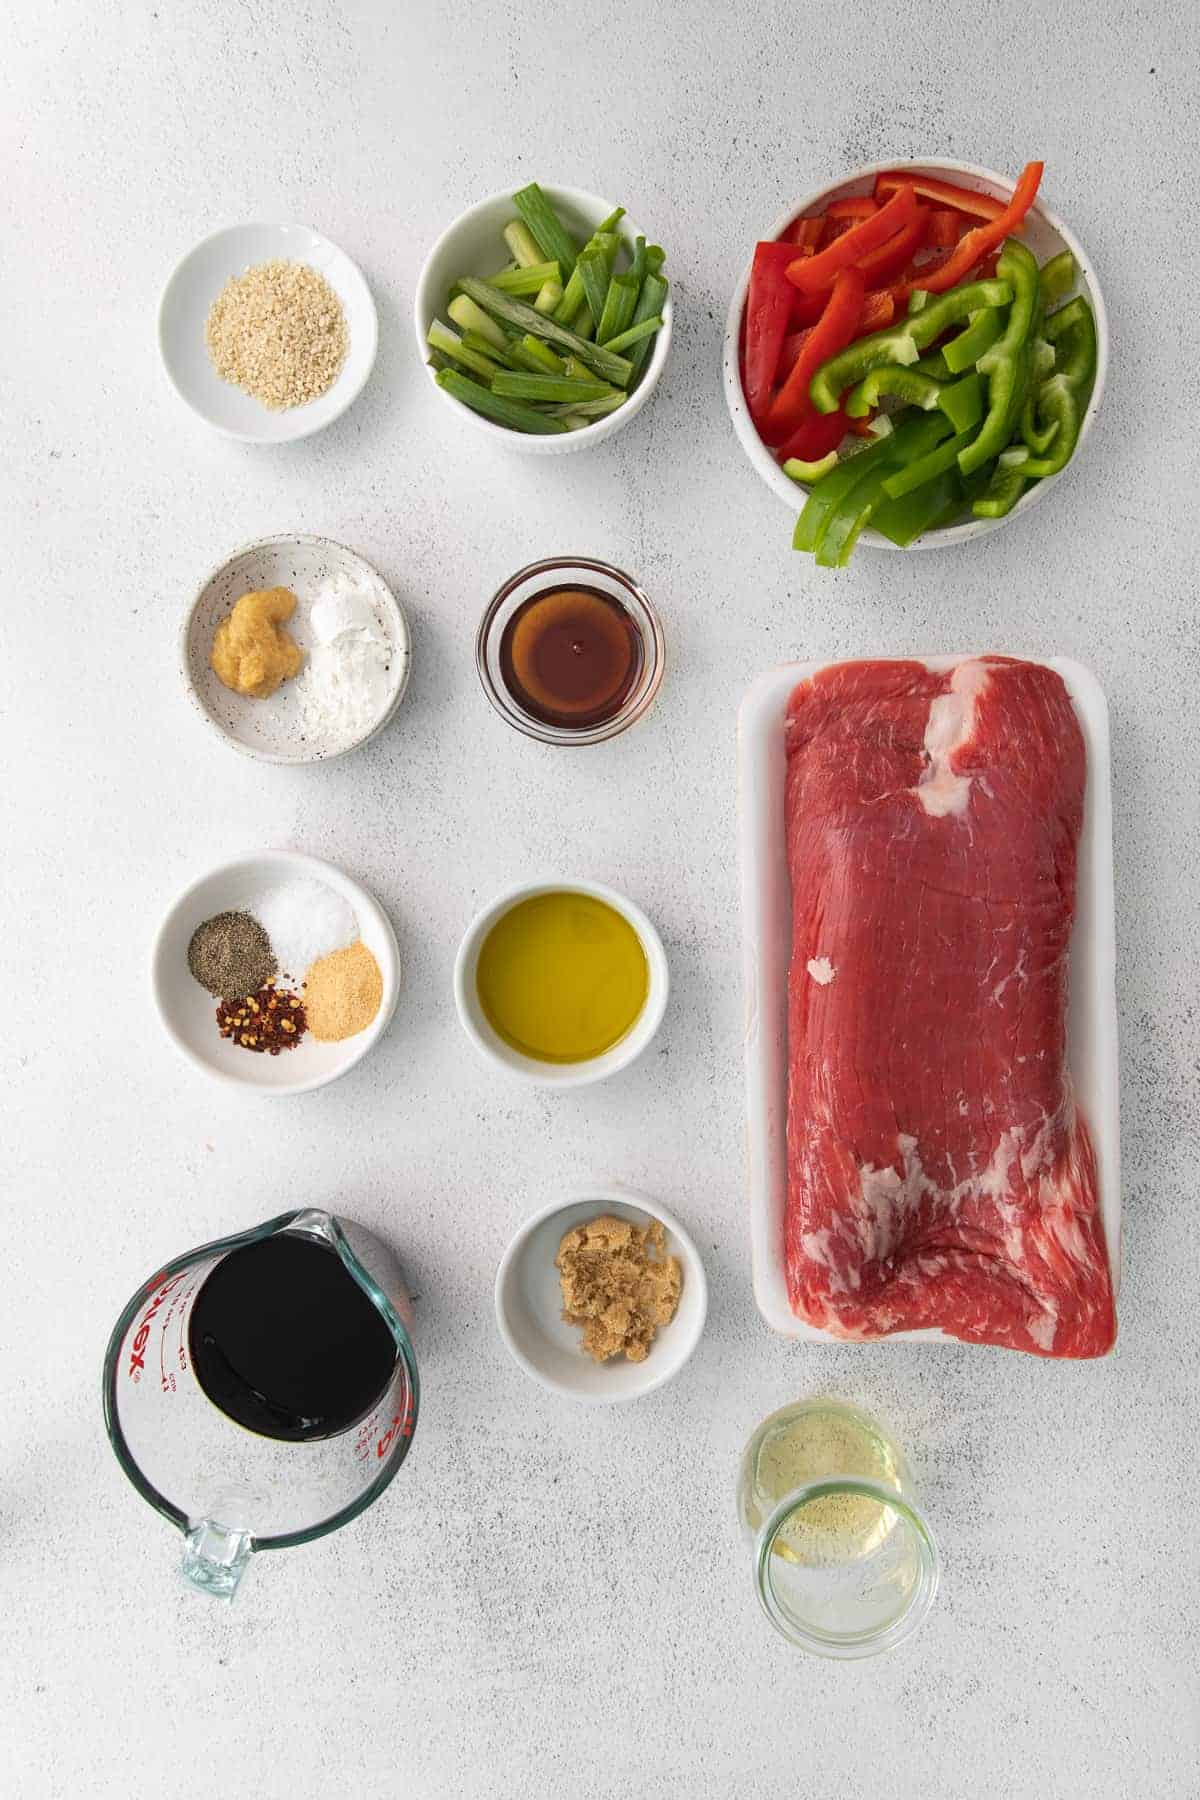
[3,3,1198,1795]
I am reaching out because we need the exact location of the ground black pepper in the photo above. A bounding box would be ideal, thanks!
[215,982,308,1054]
[188,910,276,1000]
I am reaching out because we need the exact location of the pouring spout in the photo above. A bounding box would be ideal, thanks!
[181,1520,254,1600]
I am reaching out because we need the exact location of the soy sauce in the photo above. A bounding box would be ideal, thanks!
[188,1233,398,1442]
[498,584,642,728]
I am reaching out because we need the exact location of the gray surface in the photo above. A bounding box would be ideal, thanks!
[3,2,1197,1796]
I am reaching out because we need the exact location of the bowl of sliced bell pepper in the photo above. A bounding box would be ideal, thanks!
[723,159,1107,563]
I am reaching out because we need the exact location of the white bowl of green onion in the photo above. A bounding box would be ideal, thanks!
[414,183,672,454]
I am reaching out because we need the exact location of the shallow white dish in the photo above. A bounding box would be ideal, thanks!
[453,877,669,1088]
[182,534,410,763]
[159,221,378,442]
[738,656,1120,1339]
[494,1188,707,1403]
[152,849,400,1096]
[414,184,672,456]
[722,159,1108,550]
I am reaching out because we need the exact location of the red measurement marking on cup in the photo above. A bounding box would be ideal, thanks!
[126,1272,188,1383]
[375,1396,415,1460]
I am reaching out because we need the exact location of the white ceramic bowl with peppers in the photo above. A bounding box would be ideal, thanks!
[722,158,1109,550]
[414,184,673,456]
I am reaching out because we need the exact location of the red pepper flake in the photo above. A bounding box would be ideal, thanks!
[216,982,308,1055]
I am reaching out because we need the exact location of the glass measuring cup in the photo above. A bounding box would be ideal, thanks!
[102,1209,418,1599]
[737,1398,939,1658]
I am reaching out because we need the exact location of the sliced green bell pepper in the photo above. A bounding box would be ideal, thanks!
[973,447,1031,517]
[883,421,980,501]
[1038,249,1076,308]
[942,308,1003,375]
[783,451,839,483]
[938,372,984,434]
[809,279,1012,413]
[792,413,949,553]
[1017,297,1099,478]
[957,238,1041,478]
[845,365,945,416]
[872,467,962,547]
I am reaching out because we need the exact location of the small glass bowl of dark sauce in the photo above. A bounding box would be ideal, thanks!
[477,557,665,744]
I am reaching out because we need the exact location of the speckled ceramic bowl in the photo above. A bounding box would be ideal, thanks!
[182,534,411,763]
[723,159,1108,550]
[414,184,672,456]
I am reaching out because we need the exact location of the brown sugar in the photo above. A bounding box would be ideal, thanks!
[555,1213,682,1364]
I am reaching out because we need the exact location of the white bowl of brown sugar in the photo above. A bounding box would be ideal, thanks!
[158,222,378,442]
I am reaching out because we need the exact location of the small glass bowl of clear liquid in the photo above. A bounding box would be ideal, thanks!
[737,1398,939,1659]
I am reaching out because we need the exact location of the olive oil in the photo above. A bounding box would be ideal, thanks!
[475,891,649,1063]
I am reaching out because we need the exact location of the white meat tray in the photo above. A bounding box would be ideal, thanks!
[738,656,1121,1341]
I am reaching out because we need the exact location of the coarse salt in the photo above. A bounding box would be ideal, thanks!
[246,878,359,984]
[293,571,395,747]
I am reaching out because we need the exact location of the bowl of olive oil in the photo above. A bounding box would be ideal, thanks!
[453,878,669,1087]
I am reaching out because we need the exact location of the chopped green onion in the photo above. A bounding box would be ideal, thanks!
[624,272,668,377]
[514,335,567,374]
[598,313,662,357]
[435,368,568,433]
[426,321,497,383]
[543,392,627,419]
[491,371,612,403]
[596,272,639,344]
[512,183,578,277]
[485,260,561,296]
[533,277,562,315]
[448,294,507,350]
[462,329,524,370]
[456,278,633,386]
[575,244,616,333]
[503,220,544,269]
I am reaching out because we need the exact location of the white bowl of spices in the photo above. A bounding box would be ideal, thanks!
[159,221,378,442]
[182,534,411,763]
[152,850,401,1095]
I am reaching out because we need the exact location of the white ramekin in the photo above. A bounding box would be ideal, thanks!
[415,185,672,456]
[453,877,669,1087]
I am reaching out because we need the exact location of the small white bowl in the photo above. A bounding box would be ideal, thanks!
[495,1188,708,1404]
[159,222,378,442]
[453,878,669,1088]
[182,534,411,763]
[722,159,1108,550]
[152,850,400,1096]
[414,185,672,456]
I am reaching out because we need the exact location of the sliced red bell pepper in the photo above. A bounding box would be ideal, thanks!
[846,413,877,437]
[858,288,896,331]
[785,184,918,295]
[780,290,893,381]
[874,171,1006,220]
[765,265,866,442]
[825,195,879,219]
[912,162,1044,293]
[927,208,963,246]
[786,216,824,248]
[743,242,804,425]
[775,405,852,465]
[853,206,930,289]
